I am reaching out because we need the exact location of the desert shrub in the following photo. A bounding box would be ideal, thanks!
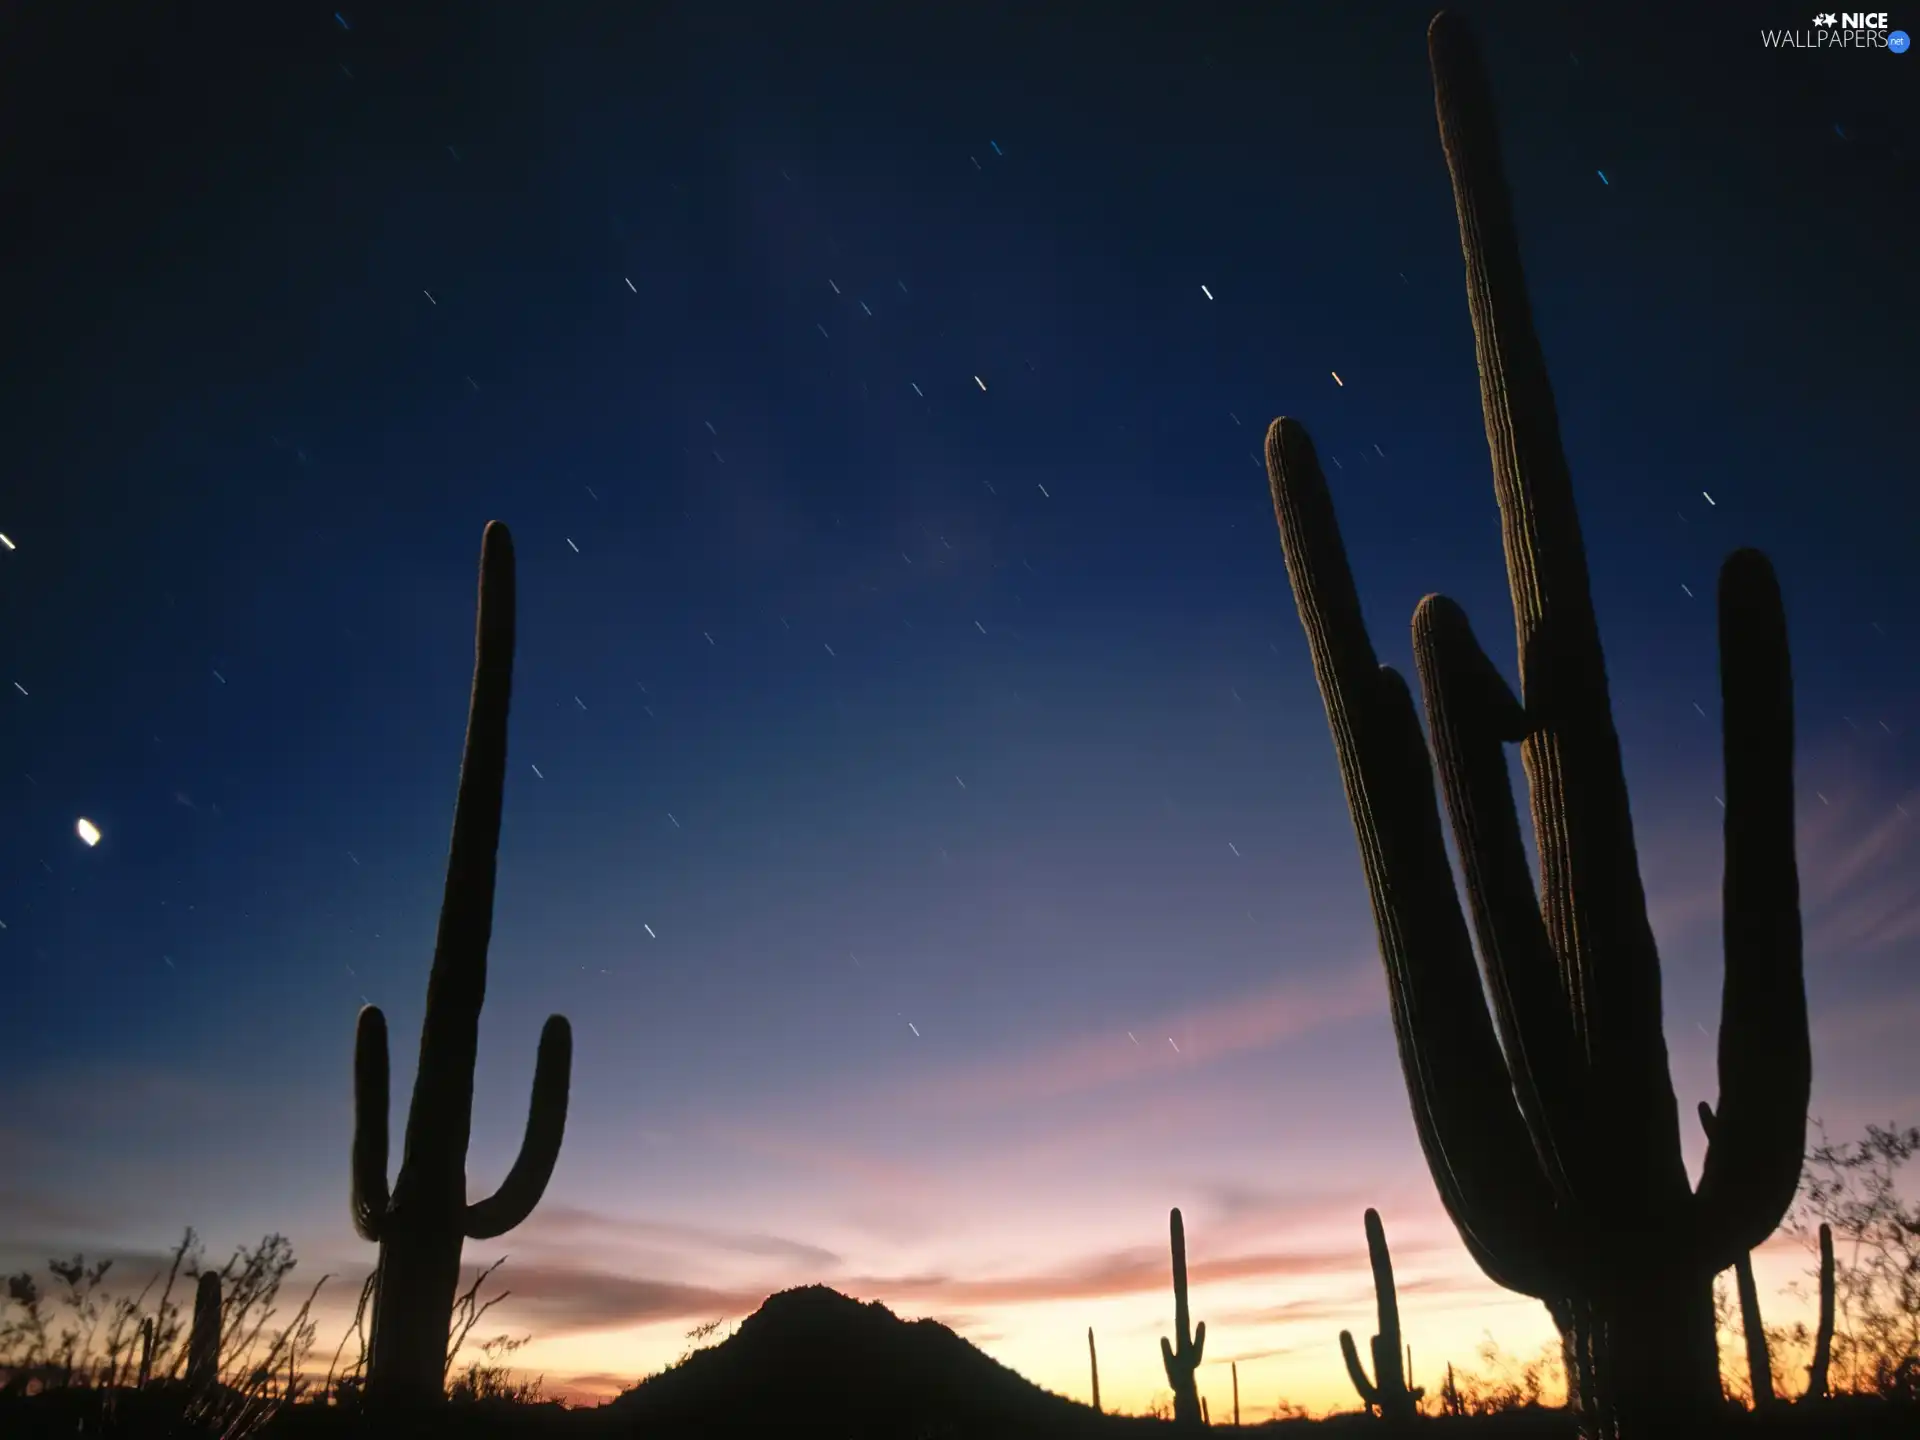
[1792,1121,1920,1401]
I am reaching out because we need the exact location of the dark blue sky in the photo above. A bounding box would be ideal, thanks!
[2,0,1915,1413]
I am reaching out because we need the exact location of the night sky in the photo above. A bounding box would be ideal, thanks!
[2,0,1915,1417]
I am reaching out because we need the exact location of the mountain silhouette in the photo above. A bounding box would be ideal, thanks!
[603,1285,1149,1437]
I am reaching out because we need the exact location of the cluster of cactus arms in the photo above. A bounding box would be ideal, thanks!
[1262,12,1809,1437]
[1088,1327,1101,1412]
[1339,1209,1422,1420]
[1160,1208,1207,1426]
[186,1272,221,1394]
[351,522,574,1408]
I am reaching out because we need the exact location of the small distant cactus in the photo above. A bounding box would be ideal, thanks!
[1088,1326,1101,1412]
[186,1272,221,1393]
[351,522,573,1408]
[1232,1359,1240,1425]
[135,1315,155,1389]
[1806,1222,1835,1401]
[1160,1207,1207,1427]
[1339,1209,1423,1420]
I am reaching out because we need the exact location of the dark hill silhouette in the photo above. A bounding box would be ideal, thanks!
[603,1284,1151,1438]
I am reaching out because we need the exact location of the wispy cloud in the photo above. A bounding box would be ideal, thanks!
[464,1263,764,1335]
[1797,778,1920,954]
[514,1205,842,1268]
[841,1234,1437,1311]
[1641,739,1918,963]
[1209,1272,1487,1329]
[877,964,1381,1119]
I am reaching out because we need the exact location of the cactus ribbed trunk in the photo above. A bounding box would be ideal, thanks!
[353,523,574,1409]
[1261,14,1807,1440]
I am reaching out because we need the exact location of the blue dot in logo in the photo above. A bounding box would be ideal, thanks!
[1891,29,1911,52]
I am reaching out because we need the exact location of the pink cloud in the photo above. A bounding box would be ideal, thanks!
[511,1205,842,1268]
[840,1233,1441,1311]
[456,1263,764,1335]
[877,962,1381,1119]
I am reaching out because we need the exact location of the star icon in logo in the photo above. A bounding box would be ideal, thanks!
[1813,11,1837,23]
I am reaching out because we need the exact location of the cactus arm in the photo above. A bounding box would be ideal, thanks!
[1696,550,1807,1262]
[465,1014,574,1239]
[1432,5,1688,1222]
[1340,1330,1378,1409]
[352,1006,392,1243]
[1376,665,1567,1296]
[1192,1318,1205,1365]
[1266,417,1564,1297]
[1412,595,1588,1207]
[402,520,518,1177]
[1697,1101,1779,1407]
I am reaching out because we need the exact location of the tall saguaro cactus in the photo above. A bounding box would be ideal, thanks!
[1261,13,1807,1436]
[352,522,574,1408]
[1160,1208,1207,1426]
[1088,1326,1101,1412]
[1339,1209,1422,1420]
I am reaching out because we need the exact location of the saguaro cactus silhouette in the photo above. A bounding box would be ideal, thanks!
[135,1315,155,1389]
[1339,1209,1422,1419]
[186,1272,221,1393]
[1088,1326,1101,1412]
[1699,1102,1776,1408]
[1160,1207,1206,1426]
[351,522,574,1407]
[1806,1222,1834,1400]
[1261,12,1807,1436]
